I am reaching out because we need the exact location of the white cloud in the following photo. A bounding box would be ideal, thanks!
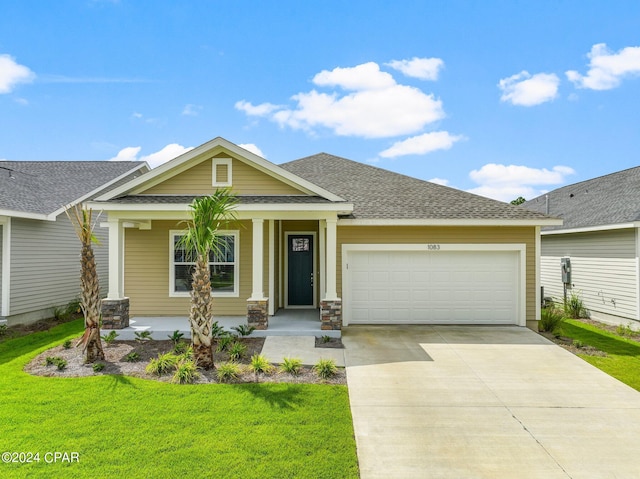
[467,163,575,202]
[428,177,449,186]
[236,61,445,139]
[498,71,560,106]
[566,43,640,90]
[0,54,35,94]
[386,57,444,81]
[182,104,202,116]
[379,131,464,158]
[109,144,193,168]
[238,143,265,157]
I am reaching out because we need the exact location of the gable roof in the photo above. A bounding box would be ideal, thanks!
[280,153,558,224]
[522,165,640,232]
[0,161,149,220]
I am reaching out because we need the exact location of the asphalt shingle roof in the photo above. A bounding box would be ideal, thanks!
[279,153,552,221]
[0,161,145,216]
[522,166,640,231]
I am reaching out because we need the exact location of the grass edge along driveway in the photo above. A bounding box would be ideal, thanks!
[0,320,358,479]
[561,319,640,392]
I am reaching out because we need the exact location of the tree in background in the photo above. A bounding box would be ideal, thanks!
[510,196,526,205]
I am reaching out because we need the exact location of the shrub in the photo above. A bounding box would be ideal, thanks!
[135,331,153,342]
[232,324,255,337]
[62,339,72,349]
[217,362,242,383]
[93,362,105,372]
[172,359,200,384]
[211,321,231,339]
[179,346,194,361]
[216,336,234,352]
[248,354,273,377]
[228,341,247,361]
[101,330,119,344]
[168,330,184,344]
[173,341,188,355]
[573,339,584,349]
[539,307,565,334]
[321,335,332,344]
[280,357,303,376]
[124,351,140,362]
[55,358,68,371]
[564,291,588,319]
[45,356,68,370]
[145,352,178,376]
[0,324,7,337]
[313,358,337,380]
[616,323,635,338]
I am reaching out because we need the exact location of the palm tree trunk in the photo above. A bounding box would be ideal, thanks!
[80,230,105,362]
[190,254,214,368]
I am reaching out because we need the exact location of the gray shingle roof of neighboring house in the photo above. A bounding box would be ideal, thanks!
[0,161,148,217]
[522,166,640,231]
[279,153,552,221]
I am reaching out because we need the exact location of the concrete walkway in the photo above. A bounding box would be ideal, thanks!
[342,325,640,479]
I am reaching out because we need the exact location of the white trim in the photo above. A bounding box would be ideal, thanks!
[212,157,232,187]
[324,218,339,300]
[105,218,125,299]
[0,217,10,317]
[86,202,353,215]
[338,218,563,227]
[341,243,527,327]
[542,222,640,235]
[535,226,541,323]
[319,220,326,299]
[278,221,283,309]
[169,229,240,298]
[284,231,317,308]
[0,209,50,221]
[250,219,265,300]
[95,137,346,202]
[268,219,275,315]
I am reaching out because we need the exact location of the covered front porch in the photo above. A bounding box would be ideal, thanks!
[103,309,340,340]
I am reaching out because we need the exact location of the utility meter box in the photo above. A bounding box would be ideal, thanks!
[561,257,571,284]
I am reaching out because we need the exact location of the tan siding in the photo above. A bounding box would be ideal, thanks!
[542,229,636,258]
[337,226,537,324]
[140,155,305,196]
[125,220,253,316]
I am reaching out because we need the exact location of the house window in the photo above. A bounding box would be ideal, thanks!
[212,158,232,187]
[170,230,239,297]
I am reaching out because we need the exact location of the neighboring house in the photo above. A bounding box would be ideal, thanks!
[0,161,149,325]
[89,137,558,332]
[523,166,640,325]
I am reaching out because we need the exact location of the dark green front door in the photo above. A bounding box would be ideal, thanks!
[288,235,314,306]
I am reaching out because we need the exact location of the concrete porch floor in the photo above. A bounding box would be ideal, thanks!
[102,308,340,340]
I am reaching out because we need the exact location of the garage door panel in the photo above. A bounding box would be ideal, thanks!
[347,249,519,325]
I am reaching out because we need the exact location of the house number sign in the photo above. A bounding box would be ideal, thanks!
[426,244,441,250]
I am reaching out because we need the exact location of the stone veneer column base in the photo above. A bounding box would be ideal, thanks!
[247,299,269,330]
[320,299,342,330]
[101,298,130,329]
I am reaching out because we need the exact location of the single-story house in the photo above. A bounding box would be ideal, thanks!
[523,166,640,325]
[0,161,149,325]
[89,137,559,332]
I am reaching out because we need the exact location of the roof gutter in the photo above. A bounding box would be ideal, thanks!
[338,218,564,227]
[542,222,640,235]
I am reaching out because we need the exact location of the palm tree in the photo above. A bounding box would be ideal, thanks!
[179,190,238,369]
[66,205,105,363]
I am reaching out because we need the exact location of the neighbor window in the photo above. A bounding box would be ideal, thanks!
[170,230,239,297]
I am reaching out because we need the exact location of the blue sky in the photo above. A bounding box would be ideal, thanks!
[1,0,639,202]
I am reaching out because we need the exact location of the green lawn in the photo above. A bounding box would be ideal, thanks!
[560,319,640,391]
[0,320,359,479]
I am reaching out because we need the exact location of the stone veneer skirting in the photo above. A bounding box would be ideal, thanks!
[101,298,130,329]
[320,299,342,330]
[247,299,269,330]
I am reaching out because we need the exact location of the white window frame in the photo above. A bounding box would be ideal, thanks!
[212,157,233,187]
[169,229,239,298]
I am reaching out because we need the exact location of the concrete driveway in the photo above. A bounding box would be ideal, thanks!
[342,325,640,479]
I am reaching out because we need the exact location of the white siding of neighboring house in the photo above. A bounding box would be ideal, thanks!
[7,214,109,323]
[540,228,638,321]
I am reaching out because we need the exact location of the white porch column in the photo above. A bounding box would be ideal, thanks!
[324,217,338,300]
[251,218,265,300]
[1,216,11,317]
[106,217,125,299]
[268,219,275,315]
[319,220,326,299]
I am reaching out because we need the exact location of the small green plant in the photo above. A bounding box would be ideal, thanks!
[564,291,588,319]
[216,362,242,383]
[145,352,178,376]
[101,330,119,344]
[62,339,72,349]
[55,358,68,371]
[173,341,188,354]
[53,306,70,322]
[572,339,584,349]
[0,324,7,337]
[168,330,184,345]
[248,354,273,377]
[93,362,105,372]
[280,357,303,376]
[539,306,565,334]
[321,335,331,343]
[45,356,68,370]
[124,351,140,362]
[135,331,153,342]
[45,356,58,366]
[216,336,234,352]
[172,359,200,384]
[179,346,194,361]
[616,323,635,338]
[211,321,231,339]
[232,324,256,337]
[65,298,81,316]
[228,341,247,361]
[313,358,337,380]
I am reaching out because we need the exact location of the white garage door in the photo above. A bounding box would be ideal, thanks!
[346,249,520,324]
